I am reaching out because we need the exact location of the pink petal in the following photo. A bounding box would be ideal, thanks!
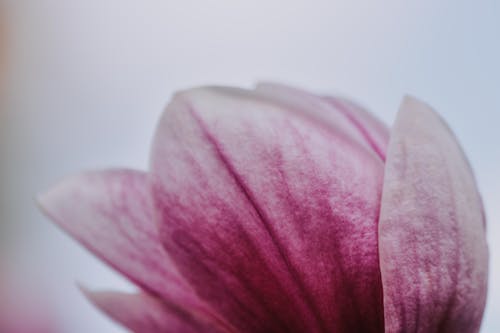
[150,87,385,332]
[83,289,222,333]
[255,82,388,160]
[38,169,223,325]
[379,97,488,333]
[323,96,390,160]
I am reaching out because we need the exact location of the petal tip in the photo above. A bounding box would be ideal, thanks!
[75,281,90,295]
[78,284,126,311]
[400,94,434,115]
[396,95,445,132]
[77,283,102,307]
[36,181,68,224]
[36,172,86,226]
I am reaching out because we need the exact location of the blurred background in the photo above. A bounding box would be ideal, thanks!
[1,0,499,332]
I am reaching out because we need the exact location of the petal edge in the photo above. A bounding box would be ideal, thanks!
[379,96,488,333]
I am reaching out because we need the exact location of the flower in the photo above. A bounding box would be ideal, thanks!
[38,83,488,333]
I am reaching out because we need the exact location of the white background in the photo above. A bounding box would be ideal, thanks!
[1,1,499,332]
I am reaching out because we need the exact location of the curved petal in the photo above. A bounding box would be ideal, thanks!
[378,96,488,333]
[150,87,385,332]
[83,289,221,333]
[255,82,388,160]
[38,169,226,328]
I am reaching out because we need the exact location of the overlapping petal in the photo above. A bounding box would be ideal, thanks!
[37,84,488,333]
[150,86,385,332]
[38,169,228,331]
[255,83,389,160]
[323,96,389,160]
[378,96,488,333]
[84,289,221,333]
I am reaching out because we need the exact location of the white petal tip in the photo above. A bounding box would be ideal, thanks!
[400,95,436,117]
[36,187,61,220]
[396,95,446,133]
[36,175,82,224]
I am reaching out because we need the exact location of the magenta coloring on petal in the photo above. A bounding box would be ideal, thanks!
[39,84,488,333]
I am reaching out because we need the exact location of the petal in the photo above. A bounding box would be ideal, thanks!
[150,87,385,332]
[38,169,224,326]
[255,82,388,160]
[378,96,488,333]
[323,96,390,160]
[83,289,221,333]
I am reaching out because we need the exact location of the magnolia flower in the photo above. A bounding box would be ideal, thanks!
[39,83,488,333]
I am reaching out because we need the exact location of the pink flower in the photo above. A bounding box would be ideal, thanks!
[38,83,488,333]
